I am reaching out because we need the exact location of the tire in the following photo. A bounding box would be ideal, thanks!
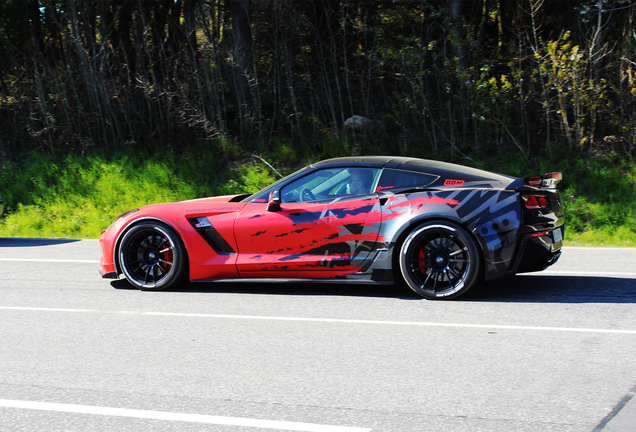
[118,222,186,290]
[398,221,480,300]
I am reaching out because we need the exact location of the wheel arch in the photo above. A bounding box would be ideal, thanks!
[113,217,190,280]
[390,213,488,284]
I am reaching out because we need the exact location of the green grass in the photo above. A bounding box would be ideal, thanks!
[0,144,634,246]
[469,150,636,246]
[554,155,636,246]
[0,146,282,239]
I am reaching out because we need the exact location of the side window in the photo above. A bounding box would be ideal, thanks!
[376,169,437,192]
[281,168,345,203]
[345,168,380,196]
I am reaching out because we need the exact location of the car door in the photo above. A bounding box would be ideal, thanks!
[233,167,383,277]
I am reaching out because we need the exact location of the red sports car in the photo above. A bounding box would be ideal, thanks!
[99,156,565,299]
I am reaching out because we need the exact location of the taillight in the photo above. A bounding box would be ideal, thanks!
[523,195,549,209]
[530,231,550,237]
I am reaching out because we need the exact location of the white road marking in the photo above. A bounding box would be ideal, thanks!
[0,258,99,263]
[0,307,94,313]
[144,312,636,334]
[540,270,636,278]
[1,306,635,335]
[0,399,371,432]
[563,246,636,251]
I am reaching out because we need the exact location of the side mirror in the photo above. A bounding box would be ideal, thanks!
[267,189,281,212]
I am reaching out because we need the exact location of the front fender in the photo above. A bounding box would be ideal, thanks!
[111,216,185,277]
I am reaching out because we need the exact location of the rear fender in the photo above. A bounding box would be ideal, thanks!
[388,212,489,280]
[381,190,519,282]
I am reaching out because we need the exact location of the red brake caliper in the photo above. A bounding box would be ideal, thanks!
[160,242,172,271]
[417,249,427,273]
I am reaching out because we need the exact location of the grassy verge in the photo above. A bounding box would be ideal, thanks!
[0,146,283,239]
[0,144,634,246]
[482,151,636,247]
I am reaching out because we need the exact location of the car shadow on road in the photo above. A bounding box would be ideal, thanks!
[111,279,420,299]
[112,274,636,303]
[465,274,636,303]
[0,238,82,247]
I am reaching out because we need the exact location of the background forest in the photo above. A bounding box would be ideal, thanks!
[0,0,635,243]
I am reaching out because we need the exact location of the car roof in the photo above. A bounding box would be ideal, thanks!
[313,156,514,183]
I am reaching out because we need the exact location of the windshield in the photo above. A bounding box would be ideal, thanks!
[240,166,310,203]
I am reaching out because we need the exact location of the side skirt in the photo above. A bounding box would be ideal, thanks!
[192,278,395,285]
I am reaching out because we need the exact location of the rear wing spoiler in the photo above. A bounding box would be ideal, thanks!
[506,172,562,191]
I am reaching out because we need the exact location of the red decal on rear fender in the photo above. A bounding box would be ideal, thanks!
[444,179,465,186]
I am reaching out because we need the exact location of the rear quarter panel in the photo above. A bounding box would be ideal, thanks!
[379,189,521,281]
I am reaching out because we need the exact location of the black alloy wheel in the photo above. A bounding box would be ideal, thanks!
[399,221,480,300]
[118,222,186,290]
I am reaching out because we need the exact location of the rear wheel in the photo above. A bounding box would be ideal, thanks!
[118,222,186,290]
[398,221,480,299]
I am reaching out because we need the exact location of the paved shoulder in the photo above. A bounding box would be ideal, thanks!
[0,238,100,262]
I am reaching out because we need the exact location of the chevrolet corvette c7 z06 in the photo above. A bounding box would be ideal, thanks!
[99,156,565,300]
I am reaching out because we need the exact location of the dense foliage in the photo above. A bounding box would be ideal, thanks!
[1,0,635,157]
[0,0,635,243]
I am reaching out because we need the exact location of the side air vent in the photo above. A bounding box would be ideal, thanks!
[188,217,236,255]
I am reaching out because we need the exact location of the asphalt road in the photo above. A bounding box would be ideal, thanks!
[0,238,635,432]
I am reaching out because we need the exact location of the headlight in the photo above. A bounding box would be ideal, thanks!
[110,208,139,227]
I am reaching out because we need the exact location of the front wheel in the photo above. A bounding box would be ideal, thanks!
[398,221,481,300]
[118,222,186,290]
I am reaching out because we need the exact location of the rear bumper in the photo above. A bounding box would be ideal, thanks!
[508,226,564,275]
